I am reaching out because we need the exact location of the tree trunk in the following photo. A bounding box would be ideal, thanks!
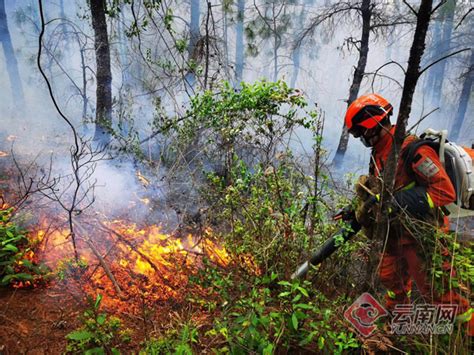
[374,0,434,243]
[291,1,308,88]
[222,2,229,76]
[423,16,441,96]
[235,0,245,86]
[185,0,200,89]
[385,0,400,61]
[273,35,280,82]
[189,0,200,56]
[450,49,473,141]
[90,0,112,144]
[118,3,131,88]
[0,0,25,108]
[431,0,455,107]
[332,0,371,167]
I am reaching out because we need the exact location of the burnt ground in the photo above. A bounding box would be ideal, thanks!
[0,285,83,354]
[0,276,212,354]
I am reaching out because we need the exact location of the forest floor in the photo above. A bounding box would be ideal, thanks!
[0,285,82,354]
[0,280,204,354]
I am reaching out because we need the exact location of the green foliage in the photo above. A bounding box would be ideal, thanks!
[189,263,360,353]
[175,39,188,54]
[0,207,50,286]
[205,156,327,275]
[155,80,317,191]
[56,258,88,281]
[157,80,311,147]
[65,294,131,354]
[151,80,364,352]
[140,324,198,355]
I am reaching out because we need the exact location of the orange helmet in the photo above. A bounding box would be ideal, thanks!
[345,94,393,135]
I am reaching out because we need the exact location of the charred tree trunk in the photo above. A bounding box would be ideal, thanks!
[90,0,112,145]
[0,0,25,108]
[332,0,371,167]
[374,0,434,243]
[235,0,245,86]
[450,49,473,141]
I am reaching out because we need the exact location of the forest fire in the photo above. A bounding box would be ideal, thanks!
[26,216,230,311]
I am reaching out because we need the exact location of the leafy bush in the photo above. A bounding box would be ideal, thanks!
[0,207,50,286]
[140,324,198,355]
[205,156,334,276]
[65,294,131,354]
[155,80,317,180]
[188,261,360,353]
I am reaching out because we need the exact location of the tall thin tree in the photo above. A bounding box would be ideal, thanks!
[185,0,200,88]
[332,0,372,167]
[90,0,112,144]
[235,0,245,85]
[0,0,25,108]
[450,48,473,141]
[430,0,456,107]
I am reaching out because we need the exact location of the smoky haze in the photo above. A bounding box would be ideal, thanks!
[0,0,472,220]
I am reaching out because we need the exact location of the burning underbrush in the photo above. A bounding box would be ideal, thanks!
[24,215,232,312]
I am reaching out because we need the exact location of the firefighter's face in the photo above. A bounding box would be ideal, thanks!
[349,126,381,147]
[360,128,381,147]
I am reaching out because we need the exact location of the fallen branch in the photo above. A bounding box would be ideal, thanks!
[73,220,123,296]
[97,221,170,280]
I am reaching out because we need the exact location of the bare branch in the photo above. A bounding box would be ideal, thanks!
[406,108,440,134]
[455,7,473,30]
[402,0,418,16]
[419,48,471,75]
[431,0,448,15]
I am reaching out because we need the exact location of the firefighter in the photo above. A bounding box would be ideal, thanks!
[345,93,473,336]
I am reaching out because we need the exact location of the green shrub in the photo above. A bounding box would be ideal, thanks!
[0,207,50,286]
[65,294,131,354]
[140,324,198,355]
[189,262,360,353]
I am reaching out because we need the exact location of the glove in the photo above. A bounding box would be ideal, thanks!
[355,175,381,201]
[355,195,378,227]
[391,186,432,219]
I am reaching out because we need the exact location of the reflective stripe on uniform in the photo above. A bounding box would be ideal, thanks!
[402,181,416,191]
[426,192,435,209]
[456,308,473,323]
[401,181,435,209]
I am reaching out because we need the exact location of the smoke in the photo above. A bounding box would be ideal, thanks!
[0,0,472,224]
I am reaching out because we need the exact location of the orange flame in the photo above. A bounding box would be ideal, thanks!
[28,217,232,312]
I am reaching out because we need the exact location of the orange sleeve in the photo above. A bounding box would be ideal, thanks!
[410,145,456,207]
